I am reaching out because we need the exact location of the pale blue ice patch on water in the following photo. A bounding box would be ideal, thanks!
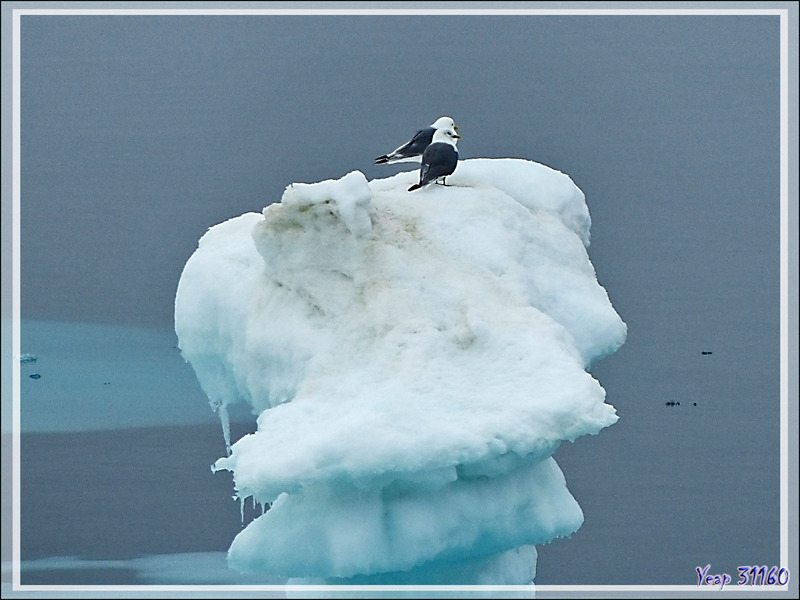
[13,319,228,433]
[4,552,285,587]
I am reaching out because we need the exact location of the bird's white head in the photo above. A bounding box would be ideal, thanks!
[431,116,458,131]
[431,127,461,147]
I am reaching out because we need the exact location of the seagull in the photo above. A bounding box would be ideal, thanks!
[407,127,460,192]
[374,117,459,165]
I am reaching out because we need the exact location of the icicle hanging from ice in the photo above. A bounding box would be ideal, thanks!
[217,402,232,456]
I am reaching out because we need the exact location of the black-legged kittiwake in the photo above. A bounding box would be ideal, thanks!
[407,127,461,192]
[374,116,459,165]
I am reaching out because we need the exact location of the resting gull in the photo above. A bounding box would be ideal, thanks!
[407,127,461,192]
[375,116,459,165]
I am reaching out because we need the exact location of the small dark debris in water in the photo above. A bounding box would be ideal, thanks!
[665,401,680,407]
[29,373,41,380]
[693,402,697,406]
[701,351,713,355]
[103,382,111,385]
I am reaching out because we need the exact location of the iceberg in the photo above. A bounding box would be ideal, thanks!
[174,158,627,585]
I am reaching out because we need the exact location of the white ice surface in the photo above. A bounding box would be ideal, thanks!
[174,158,627,584]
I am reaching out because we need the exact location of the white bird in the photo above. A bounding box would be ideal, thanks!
[408,127,461,192]
[375,117,459,165]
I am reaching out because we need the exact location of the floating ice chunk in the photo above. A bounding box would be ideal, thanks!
[175,158,627,584]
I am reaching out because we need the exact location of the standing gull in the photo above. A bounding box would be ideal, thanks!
[408,127,461,192]
[374,117,459,164]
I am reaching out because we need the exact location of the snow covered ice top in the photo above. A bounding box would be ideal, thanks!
[174,158,627,584]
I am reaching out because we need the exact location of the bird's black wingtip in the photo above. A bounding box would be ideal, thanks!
[408,183,422,192]
[374,156,389,164]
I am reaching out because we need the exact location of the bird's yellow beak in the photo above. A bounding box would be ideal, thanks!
[454,133,462,139]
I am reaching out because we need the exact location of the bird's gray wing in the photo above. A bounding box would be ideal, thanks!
[400,127,435,157]
[376,127,435,164]
[420,144,458,185]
